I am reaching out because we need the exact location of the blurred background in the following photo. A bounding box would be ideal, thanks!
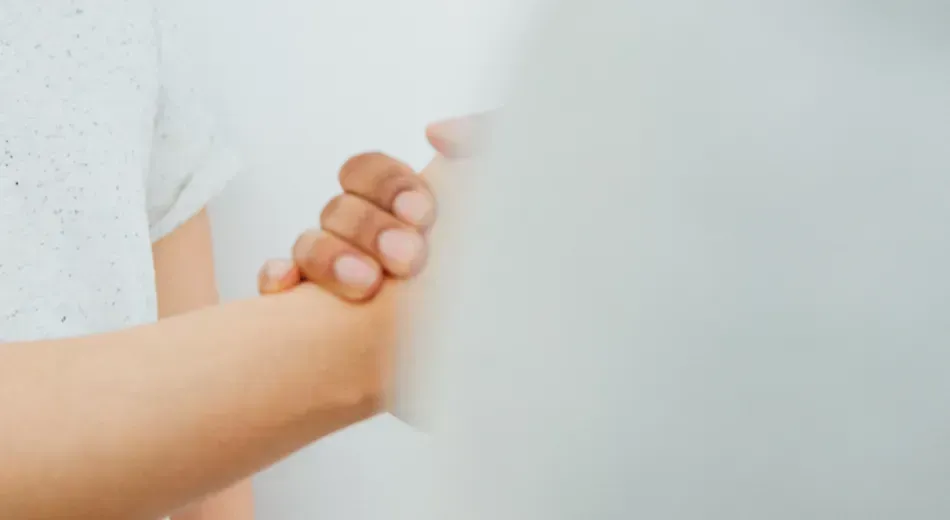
[159,0,538,518]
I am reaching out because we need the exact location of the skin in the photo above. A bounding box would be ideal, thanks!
[0,276,393,519]
[259,117,481,294]
[172,138,462,519]
[0,117,477,520]
[152,210,255,519]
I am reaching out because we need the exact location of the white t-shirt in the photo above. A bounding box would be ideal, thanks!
[0,2,239,342]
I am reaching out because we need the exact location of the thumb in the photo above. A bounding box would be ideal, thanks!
[257,259,302,295]
[425,111,494,159]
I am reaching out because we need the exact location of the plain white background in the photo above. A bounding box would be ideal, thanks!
[164,0,537,518]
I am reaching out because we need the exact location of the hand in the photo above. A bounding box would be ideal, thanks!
[258,112,490,301]
[257,152,436,301]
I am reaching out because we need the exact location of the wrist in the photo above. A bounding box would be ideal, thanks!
[274,283,393,434]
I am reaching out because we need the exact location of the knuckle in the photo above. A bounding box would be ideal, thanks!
[292,231,315,259]
[319,194,347,227]
[339,151,390,184]
[292,232,319,267]
[375,163,417,205]
[297,240,335,281]
[295,247,319,273]
[322,194,381,245]
[340,152,419,207]
[354,205,384,245]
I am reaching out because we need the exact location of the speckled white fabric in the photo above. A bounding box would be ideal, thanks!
[0,1,239,342]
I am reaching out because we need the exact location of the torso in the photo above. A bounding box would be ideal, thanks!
[0,1,161,340]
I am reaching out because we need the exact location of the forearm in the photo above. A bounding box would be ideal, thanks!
[172,480,254,520]
[0,283,392,519]
[155,209,255,520]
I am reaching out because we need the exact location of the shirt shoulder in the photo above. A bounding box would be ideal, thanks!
[145,5,242,242]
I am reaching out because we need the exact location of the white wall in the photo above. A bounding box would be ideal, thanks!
[165,1,537,518]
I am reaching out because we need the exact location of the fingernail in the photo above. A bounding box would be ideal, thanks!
[265,259,294,281]
[333,255,379,288]
[393,190,433,226]
[377,229,424,267]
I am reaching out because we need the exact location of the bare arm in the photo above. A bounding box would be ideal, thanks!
[0,253,396,519]
[150,210,253,520]
[0,136,467,519]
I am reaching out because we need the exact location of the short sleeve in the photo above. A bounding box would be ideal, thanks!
[146,13,241,242]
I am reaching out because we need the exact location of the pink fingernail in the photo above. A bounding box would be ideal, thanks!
[393,190,433,226]
[333,255,379,288]
[377,229,424,268]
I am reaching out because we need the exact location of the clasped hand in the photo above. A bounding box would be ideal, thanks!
[257,114,484,301]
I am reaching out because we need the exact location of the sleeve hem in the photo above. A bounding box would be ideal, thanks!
[148,148,241,243]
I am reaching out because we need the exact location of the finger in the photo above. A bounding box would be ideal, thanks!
[293,229,384,302]
[338,152,436,229]
[417,155,450,192]
[320,193,428,278]
[258,259,302,295]
[425,111,494,159]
